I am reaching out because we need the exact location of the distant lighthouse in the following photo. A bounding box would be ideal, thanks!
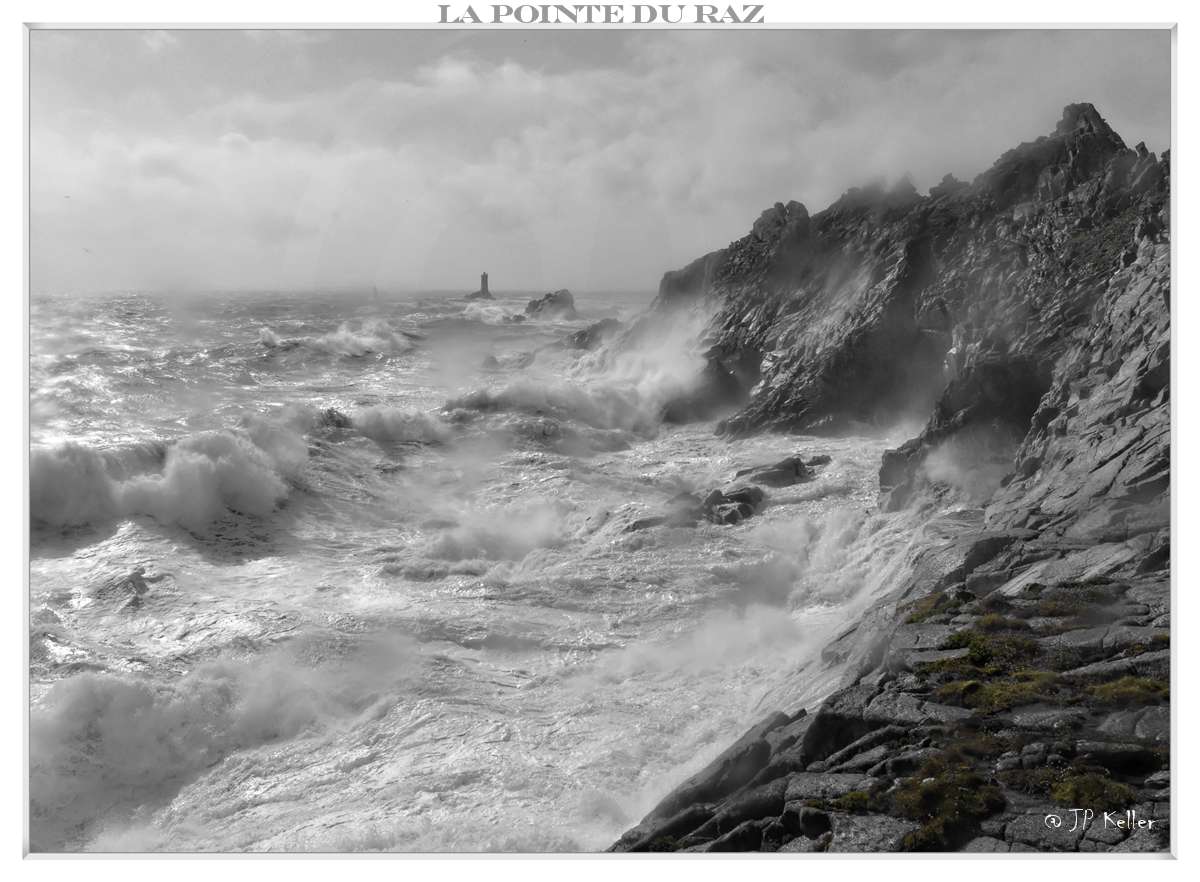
[467,271,494,300]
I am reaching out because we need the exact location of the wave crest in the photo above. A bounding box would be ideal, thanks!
[259,319,418,358]
[31,420,308,531]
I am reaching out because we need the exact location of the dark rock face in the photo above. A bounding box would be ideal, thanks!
[525,288,578,319]
[656,249,728,310]
[610,104,1169,854]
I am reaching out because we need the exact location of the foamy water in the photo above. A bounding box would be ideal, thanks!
[29,289,921,852]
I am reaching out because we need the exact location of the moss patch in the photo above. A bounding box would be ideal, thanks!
[998,766,1137,809]
[936,670,1061,712]
[1086,676,1168,706]
[890,755,1005,851]
[1050,773,1137,808]
[943,628,1041,672]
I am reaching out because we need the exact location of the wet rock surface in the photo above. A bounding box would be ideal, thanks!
[610,103,1169,853]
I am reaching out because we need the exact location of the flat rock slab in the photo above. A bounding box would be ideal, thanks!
[1065,648,1166,681]
[825,812,919,852]
[1097,706,1169,743]
[784,772,876,803]
[864,691,973,726]
[1037,624,1168,654]
[994,542,1141,596]
[1003,704,1091,732]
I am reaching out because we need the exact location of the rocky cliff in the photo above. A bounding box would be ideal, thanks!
[610,104,1170,853]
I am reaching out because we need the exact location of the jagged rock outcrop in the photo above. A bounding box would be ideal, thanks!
[525,288,578,319]
[648,104,1166,442]
[611,104,1170,854]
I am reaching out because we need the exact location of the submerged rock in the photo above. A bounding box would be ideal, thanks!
[627,484,767,531]
[702,485,766,525]
[734,455,813,487]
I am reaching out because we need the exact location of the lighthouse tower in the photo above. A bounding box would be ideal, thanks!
[480,272,489,297]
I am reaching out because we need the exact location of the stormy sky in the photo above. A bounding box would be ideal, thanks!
[30,28,1171,294]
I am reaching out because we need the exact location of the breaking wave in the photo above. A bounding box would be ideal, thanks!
[260,319,419,358]
[461,302,515,325]
[444,304,717,434]
[31,416,310,532]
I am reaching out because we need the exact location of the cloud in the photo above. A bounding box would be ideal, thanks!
[141,30,179,54]
[29,29,1170,294]
[134,146,199,187]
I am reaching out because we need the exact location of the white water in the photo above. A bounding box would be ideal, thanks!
[29,289,922,852]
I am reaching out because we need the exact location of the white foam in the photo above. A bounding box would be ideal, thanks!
[31,637,415,851]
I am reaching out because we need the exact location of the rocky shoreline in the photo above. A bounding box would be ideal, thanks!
[608,104,1170,853]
